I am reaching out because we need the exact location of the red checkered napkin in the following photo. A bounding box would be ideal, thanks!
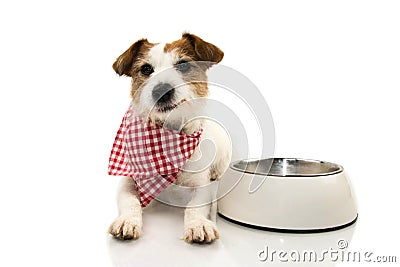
[108,106,202,207]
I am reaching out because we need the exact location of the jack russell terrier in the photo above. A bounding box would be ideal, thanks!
[108,33,231,243]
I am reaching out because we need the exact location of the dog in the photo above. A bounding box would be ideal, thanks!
[108,33,232,243]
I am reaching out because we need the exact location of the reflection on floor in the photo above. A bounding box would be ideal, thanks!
[107,201,356,267]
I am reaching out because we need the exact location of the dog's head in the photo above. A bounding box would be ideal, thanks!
[112,33,223,128]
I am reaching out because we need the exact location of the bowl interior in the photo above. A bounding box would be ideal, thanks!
[231,158,343,177]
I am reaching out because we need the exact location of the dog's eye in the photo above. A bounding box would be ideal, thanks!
[140,64,154,76]
[175,60,191,73]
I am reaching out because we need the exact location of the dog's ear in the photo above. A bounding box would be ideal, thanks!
[113,39,149,77]
[182,33,224,63]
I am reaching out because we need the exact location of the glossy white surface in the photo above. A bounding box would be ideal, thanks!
[108,201,356,267]
[218,167,358,230]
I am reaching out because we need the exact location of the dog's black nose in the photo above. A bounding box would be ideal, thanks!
[152,83,175,103]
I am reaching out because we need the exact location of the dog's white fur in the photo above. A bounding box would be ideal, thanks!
[137,44,198,127]
[109,37,231,243]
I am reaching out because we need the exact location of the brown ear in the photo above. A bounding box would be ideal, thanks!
[112,39,149,77]
[182,33,224,63]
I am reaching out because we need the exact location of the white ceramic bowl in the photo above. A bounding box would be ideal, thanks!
[217,158,358,232]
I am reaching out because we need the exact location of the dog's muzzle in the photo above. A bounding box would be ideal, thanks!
[152,83,175,104]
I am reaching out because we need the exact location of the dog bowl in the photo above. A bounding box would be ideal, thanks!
[217,158,358,232]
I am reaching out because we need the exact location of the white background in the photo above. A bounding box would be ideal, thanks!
[0,0,399,266]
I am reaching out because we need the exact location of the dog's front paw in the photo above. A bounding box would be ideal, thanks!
[109,215,142,240]
[183,218,219,244]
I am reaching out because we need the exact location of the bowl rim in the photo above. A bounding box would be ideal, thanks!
[230,158,344,177]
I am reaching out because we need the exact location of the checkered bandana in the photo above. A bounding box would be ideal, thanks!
[108,106,203,207]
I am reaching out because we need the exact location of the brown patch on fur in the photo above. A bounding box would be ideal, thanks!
[113,34,223,99]
[175,61,209,97]
[191,81,209,97]
[164,33,224,97]
[164,33,224,63]
[112,39,156,97]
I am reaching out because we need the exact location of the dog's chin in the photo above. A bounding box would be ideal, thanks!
[146,99,188,130]
[155,99,187,113]
[156,103,178,113]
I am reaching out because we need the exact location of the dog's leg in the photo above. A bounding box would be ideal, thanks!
[181,170,219,243]
[184,200,219,243]
[209,200,218,222]
[109,176,143,240]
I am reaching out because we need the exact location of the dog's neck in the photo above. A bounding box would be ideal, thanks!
[132,98,204,134]
[154,118,203,134]
[133,108,204,134]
